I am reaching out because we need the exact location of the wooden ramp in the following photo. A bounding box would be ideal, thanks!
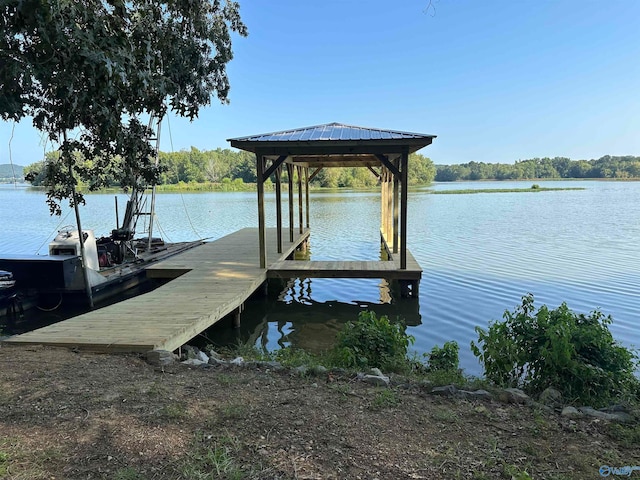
[5,228,309,353]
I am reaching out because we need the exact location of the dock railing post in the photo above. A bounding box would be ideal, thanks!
[400,149,409,270]
[287,163,294,242]
[256,150,267,268]
[275,166,283,253]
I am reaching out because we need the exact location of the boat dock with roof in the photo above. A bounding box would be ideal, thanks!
[4,123,435,353]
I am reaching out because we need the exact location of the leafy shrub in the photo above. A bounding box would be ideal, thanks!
[531,183,540,189]
[471,294,639,407]
[425,341,460,372]
[334,311,414,371]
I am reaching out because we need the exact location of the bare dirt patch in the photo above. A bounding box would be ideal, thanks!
[0,344,638,479]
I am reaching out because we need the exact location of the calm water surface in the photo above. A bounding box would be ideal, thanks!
[1,181,639,375]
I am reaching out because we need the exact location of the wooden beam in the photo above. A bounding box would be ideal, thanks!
[380,168,387,245]
[263,155,288,182]
[290,160,382,168]
[275,166,283,253]
[393,158,399,254]
[308,167,323,182]
[400,149,409,269]
[229,138,434,155]
[367,166,380,178]
[256,151,267,268]
[287,163,294,242]
[376,154,401,178]
[387,169,392,249]
[297,166,303,234]
[305,167,310,229]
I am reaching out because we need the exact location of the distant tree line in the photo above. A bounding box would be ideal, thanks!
[0,164,23,182]
[24,148,437,188]
[435,156,640,181]
[25,152,640,189]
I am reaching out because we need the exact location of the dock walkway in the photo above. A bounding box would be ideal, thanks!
[5,228,308,352]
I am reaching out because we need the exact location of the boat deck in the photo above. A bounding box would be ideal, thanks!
[4,228,422,353]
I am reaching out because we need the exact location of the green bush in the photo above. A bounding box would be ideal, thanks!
[334,311,414,371]
[425,341,460,372]
[471,294,639,407]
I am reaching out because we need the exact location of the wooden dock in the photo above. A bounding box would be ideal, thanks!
[4,228,422,353]
[4,228,309,353]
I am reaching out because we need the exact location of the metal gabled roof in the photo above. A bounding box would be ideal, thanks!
[228,122,435,143]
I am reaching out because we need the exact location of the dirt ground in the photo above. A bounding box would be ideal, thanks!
[0,344,638,480]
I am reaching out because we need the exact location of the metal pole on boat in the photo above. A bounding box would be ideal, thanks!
[115,195,120,230]
[64,133,94,309]
[147,115,162,251]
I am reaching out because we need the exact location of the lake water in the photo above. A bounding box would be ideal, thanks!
[1,181,639,375]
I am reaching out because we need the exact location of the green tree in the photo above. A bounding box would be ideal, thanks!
[2,0,247,214]
[408,153,435,185]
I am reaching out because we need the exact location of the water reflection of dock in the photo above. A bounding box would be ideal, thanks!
[205,277,422,355]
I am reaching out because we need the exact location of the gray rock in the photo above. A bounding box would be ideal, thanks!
[145,349,177,367]
[417,380,433,391]
[230,356,244,365]
[431,384,458,396]
[294,365,309,376]
[196,350,209,363]
[458,389,492,401]
[561,406,583,418]
[503,388,531,404]
[205,348,223,360]
[251,360,283,371]
[538,387,563,407]
[370,368,385,377]
[183,345,200,360]
[208,356,228,366]
[311,365,328,376]
[181,358,208,367]
[599,404,630,413]
[579,407,634,423]
[362,374,390,387]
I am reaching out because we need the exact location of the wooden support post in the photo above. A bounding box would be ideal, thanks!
[400,149,409,270]
[233,303,244,329]
[386,170,392,247]
[380,165,387,243]
[297,166,303,234]
[287,163,294,242]
[256,151,267,268]
[393,158,399,254]
[275,166,283,253]
[305,167,310,229]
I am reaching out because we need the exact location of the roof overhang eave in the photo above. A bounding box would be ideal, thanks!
[229,137,435,156]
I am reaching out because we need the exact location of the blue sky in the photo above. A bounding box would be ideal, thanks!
[2,0,639,166]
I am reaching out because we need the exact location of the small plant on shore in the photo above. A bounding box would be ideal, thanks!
[471,294,640,407]
[425,341,460,372]
[422,341,466,385]
[333,311,414,372]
